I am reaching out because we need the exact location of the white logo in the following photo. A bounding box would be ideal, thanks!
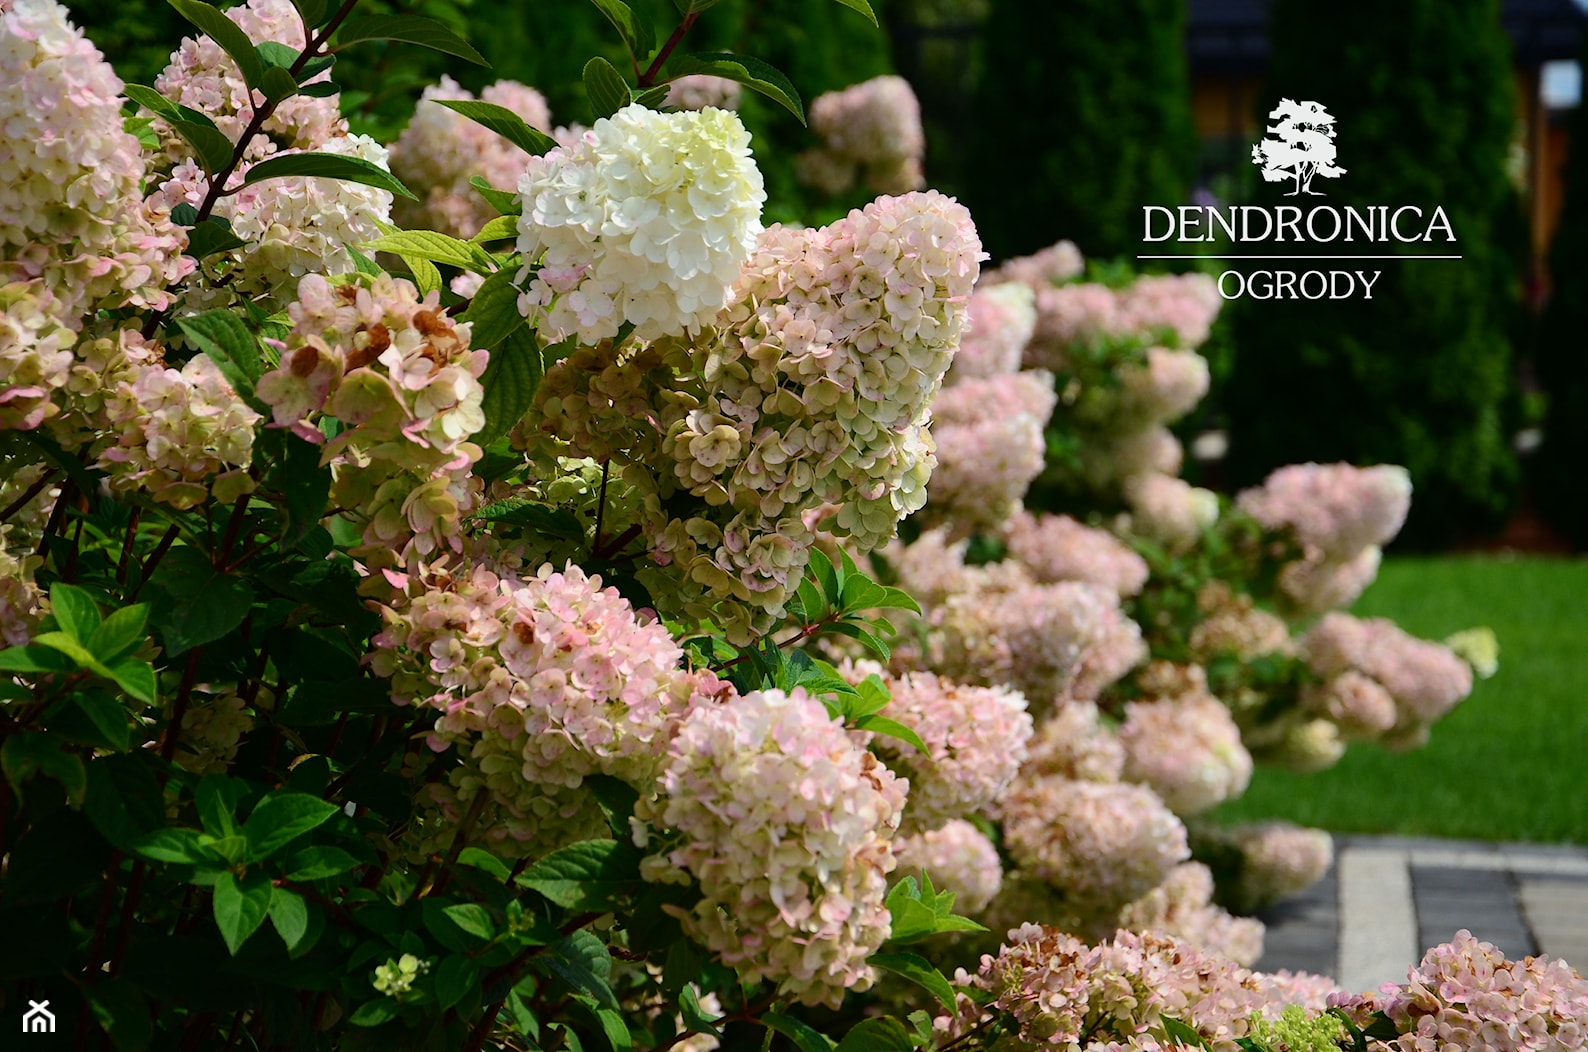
[1252,98,1346,196]
[22,999,55,1034]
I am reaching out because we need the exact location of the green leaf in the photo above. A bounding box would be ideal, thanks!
[178,309,263,390]
[213,869,273,954]
[52,692,133,752]
[128,827,215,865]
[0,644,75,674]
[401,254,443,296]
[107,660,157,706]
[518,838,641,910]
[290,0,328,30]
[471,215,520,244]
[365,229,496,272]
[829,0,878,26]
[543,930,618,1009]
[584,774,639,839]
[255,39,297,68]
[442,903,496,940]
[87,977,154,1052]
[459,267,526,349]
[243,791,340,861]
[124,84,212,127]
[335,14,488,65]
[125,115,161,150]
[269,886,309,950]
[583,57,630,121]
[170,119,237,173]
[1162,1017,1211,1049]
[31,631,107,674]
[664,52,804,124]
[835,1017,914,1052]
[470,176,522,216]
[196,773,241,836]
[678,984,721,1036]
[824,619,891,662]
[434,99,559,157]
[275,432,332,541]
[297,80,339,98]
[241,151,416,200]
[854,714,928,755]
[168,0,266,90]
[469,498,584,542]
[763,1012,836,1052]
[436,955,480,1011]
[869,952,955,1010]
[593,1008,633,1052]
[185,216,249,260]
[455,846,512,880]
[282,845,360,881]
[348,998,397,1027]
[51,583,102,642]
[149,546,253,656]
[1,731,86,806]
[585,0,654,64]
[261,65,299,103]
[473,325,545,445]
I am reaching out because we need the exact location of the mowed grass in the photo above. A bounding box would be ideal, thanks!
[1210,556,1588,844]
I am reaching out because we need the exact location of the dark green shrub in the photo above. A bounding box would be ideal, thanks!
[1223,0,1525,546]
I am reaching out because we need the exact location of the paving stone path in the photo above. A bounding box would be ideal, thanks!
[1254,834,1588,992]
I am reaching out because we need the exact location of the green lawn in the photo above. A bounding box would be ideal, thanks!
[1210,556,1588,844]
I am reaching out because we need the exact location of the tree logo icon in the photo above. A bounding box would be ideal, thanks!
[1251,98,1346,196]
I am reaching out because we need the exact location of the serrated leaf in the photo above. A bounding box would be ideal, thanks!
[107,660,157,706]
[441,903,495,940]
[458,267,527,348]
[456,847,511,880]
[1161,1017,1211,1049]
[50,583,102,643]
[632,84,671,109]
[585,0,654,64]
[517,838,640,910]
[664,52,804,123]
[763,1012,835,1052]
[435,99,558,157]
[54,692,132,752]
[282,845,360,881]
[255,40,297,68]
[171,119,236,173]
[347,247,383,275]
[297,80,338,97]
[149,547,252,656]
[184,216,249,260]
[471,215,520,244]
[178,309,263,390]
[261,65,299,103]
[349,998,397,1027]
[402,254,443,296]
[584,57,630,120]
[124,84,216,129]
[213,869,273,954]
[470,176,522,216]
[835,1017,913,1052]
[269,886,309,950]
[242,791,339,862]
[335,14,488,65]
[365,229,496,272]
[290,0,328,30]
[824,619,890,662]
[542,930,619,1009]
[854,714,927,754]
[870,953,955,1010]
[168,0,266,90]
[32,631,106,675]
[829,0,878,25]
[594,1008,632,1052]
[469,498,584,541]
[196,773,240,837]
[473,325,545,445]
[436,955,479,1011]
[241,151,416,200]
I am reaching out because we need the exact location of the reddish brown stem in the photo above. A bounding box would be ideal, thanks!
[639,11,699,87]
[131,524,181,600]
[0,469,56,523]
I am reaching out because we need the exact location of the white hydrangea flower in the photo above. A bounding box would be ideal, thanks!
[516,104,766,343]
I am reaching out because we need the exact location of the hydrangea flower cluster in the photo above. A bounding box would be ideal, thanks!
[389,76,553,237]
[937,925,1302,1050]
[923,372,1056,533]
[1219,821,1335,913]
[0,0,190,405]
[891,819,1004,914]
[1019,274,1219,373]
[97,352,260,509]
[151,134,395,305]
[150,0,344,162]
[372,560,718,795]
[999,775,1188,911]
[986,239,1085,289]
[665,74,741,112]
[1189,581,1292,662]
[1117,862,1265,966]
[1118,690,1253,816]
[1239,462,1413,614]
[170,691,256,774]
[516,104,767,344]
[634,688,906,1008]
[1330,931,1588,1052]
[799,76,925,197]
[0,522,45,647]
[1123,472,1220,550]
[1300,612,1474,748]
[1002,510,1150,598]
[946,281,1037,381]
[1022,699,1127,783]
[256,274,488,570]
[861,670,1033,832]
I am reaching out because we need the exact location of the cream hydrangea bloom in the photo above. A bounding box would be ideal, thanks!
[516,104,766,343]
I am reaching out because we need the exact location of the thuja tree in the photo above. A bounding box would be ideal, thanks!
[964,0,1197,262]
[1223,0,1525,546]
[1534,28,1588,547]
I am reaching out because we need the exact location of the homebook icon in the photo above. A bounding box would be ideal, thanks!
[1138,97,1460,300]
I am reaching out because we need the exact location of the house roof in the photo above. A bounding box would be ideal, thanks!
[1188,0,1588,73]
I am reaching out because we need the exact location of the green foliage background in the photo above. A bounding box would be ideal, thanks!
[1222,0,1526,547]
[963,0,1198,262]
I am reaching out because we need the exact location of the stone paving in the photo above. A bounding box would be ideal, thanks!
[1254,834,1588,992]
